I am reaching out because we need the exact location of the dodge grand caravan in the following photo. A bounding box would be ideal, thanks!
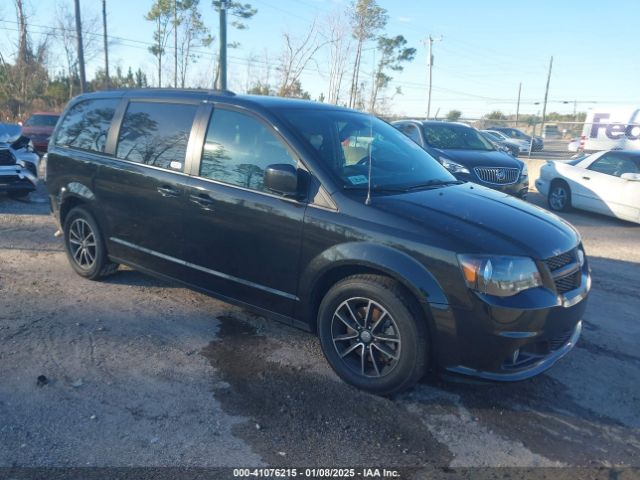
[46,89,591,394]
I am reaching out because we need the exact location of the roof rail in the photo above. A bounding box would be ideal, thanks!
[207,89,236,96]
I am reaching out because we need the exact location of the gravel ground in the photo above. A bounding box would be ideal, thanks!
[0,178,639,473]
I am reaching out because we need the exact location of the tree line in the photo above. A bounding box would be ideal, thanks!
[1,0,418,122]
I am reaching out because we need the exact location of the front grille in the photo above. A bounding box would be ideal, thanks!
[544,249,582,294]
[0,148,15,166]
[474,166,520,184]
[555,270,581,293]
[545,251,574,271]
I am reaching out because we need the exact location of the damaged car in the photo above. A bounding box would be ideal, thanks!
[0,123,40,199]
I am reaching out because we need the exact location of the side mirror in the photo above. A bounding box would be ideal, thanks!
[621,172,640,182]
[264,164,299,196]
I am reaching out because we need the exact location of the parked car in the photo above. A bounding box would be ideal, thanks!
[491,127,544,151]
[394,120,529,198]
[536,150,640,224]
[481,129,527,155]
[0,123,39,198]
[47,90,590,394]
[21,112,60,153]
[542,123,561,139]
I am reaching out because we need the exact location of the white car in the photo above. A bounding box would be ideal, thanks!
[535,150,640,224]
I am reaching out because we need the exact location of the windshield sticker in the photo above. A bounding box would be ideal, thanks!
[348,175,368,185]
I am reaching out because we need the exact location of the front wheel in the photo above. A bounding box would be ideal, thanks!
[548,180,571,212]
[63,206,118,280]
[317,274,429,395]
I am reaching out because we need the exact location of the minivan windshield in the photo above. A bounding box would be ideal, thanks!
[422,123,494,151]
[277,108,456,191]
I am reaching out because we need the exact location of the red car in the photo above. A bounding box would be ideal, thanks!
[21,112,60,153]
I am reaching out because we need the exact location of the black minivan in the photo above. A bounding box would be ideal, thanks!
[46,89,590,394]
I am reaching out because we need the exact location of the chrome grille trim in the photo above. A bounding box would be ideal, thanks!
[473,166,520,185]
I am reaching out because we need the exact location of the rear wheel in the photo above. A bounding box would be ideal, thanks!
[317,274,429,395]
[548,180,571,212]
[63,206,118,280]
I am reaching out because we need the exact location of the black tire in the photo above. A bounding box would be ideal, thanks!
[317,274,429,395]
[63,206,118,280]
[548,180,571,212]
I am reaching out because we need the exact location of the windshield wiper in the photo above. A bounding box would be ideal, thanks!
[402,179,464,191]
[343,185,407,192]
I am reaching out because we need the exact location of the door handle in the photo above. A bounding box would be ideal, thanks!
[582,176,590,180]
[157,185,181,197]
[189,193,215,209]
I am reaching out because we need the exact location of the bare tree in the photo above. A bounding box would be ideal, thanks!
[347,0,387,109]
[15,0,29,65]
[5,1,49,118]
[55,2,102,98]
[324,11,352,105]
[174,0,213,88]
[145,0,174,88]
[277,18,328,98]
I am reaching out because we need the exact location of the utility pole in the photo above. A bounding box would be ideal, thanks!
[540,56,553,137]
[426,36,433,119]
[219,0,227,91]
[174,0,178,88]
[515,82,522,126]
[102,0,110,89]
[74,0,86,93]
[425,35,442,119]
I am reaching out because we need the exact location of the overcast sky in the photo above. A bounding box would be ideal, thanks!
[1,0,638,118]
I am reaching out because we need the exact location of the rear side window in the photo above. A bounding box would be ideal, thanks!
[55,99,118,152]
[116,101,198,172]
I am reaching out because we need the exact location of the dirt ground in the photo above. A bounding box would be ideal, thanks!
[1,180,639,474]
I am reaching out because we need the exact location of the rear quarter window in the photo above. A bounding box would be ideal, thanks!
[54,99,119,152]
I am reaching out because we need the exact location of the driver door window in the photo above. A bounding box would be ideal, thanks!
[199,108,297,192]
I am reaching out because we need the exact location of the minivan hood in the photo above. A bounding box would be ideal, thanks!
[432,148,522,168]
[374,183,579,259]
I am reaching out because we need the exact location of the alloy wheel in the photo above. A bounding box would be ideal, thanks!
[68,218,97,269]
[331,297,402,378]
[550,186,567,210]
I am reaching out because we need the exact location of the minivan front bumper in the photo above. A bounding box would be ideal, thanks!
[432,270,590,382]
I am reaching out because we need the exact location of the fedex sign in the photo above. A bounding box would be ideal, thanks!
[589,113,640,140]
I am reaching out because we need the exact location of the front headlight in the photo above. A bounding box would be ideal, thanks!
[439,157,470,174]
[520,162,528,176]
[458,254,542,297]
[28,140,35,152]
